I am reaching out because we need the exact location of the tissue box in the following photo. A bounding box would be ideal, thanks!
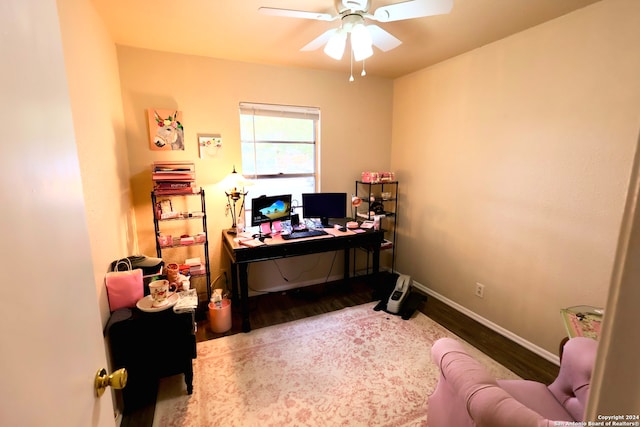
[190,264,206,275]
[185,257,202,267]
[180,236,195,245]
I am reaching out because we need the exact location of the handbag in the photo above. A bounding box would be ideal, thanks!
[105,258,143,312]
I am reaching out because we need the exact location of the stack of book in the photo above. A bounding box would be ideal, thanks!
[152,161,197,195]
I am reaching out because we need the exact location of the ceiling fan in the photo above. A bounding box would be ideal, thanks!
[259,0,453,66]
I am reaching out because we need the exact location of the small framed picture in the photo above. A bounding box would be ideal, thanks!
[198,133,222,159]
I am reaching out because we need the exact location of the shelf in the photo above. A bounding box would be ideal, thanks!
[151,189,211,302]
[186,271,208,279]
[355,180,398,273]
[363,198,397,203]
[356,211,396,219]
[356,180,398,185]
[157,214,206,222]
[152,188,202,197]
[158,242,207,249]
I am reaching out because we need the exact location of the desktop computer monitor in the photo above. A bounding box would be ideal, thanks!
[302,192,347,227]
[250,194,292,229]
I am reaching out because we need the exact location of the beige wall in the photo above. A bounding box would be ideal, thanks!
[116,46,394,295]
[57,0,135,325]
[391,0,640,355]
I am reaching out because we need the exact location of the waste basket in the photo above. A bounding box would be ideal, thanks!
[208,299,232,333]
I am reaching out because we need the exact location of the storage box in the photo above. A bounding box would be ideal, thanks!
[380,171,396,182]
[361,171,380,183]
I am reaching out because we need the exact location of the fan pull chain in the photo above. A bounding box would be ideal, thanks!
[349,45,354,82]
[361,58,366,77]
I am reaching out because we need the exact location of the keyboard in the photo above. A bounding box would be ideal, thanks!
[282,229,329,240]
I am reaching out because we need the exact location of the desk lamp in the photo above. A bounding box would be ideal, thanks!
[222,166,249,234]
[351,195,362,218]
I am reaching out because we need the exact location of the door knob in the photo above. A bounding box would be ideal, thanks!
[94,368,128,397]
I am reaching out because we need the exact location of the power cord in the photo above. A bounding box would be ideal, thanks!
[323,251,338,283]
[246,252,340,293]
[272,253,324,282]
[209,271,229,297]
[272,251,338,284]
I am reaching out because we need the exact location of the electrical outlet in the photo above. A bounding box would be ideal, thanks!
[475,282,485,298]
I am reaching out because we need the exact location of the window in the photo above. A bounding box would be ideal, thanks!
[239,102,320,217]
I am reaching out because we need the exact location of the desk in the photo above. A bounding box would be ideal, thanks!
[222,228,385,332]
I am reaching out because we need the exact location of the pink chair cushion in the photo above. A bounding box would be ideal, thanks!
[429,337,597,427]
[547,337,597,421]
[497,379,573,421]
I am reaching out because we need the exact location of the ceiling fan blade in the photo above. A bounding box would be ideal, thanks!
[258,7,335,22]
[301,29,338,51]
[371,0,453,22]
[367,25,402,52]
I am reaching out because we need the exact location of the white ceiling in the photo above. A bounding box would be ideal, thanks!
[91,0,601,79]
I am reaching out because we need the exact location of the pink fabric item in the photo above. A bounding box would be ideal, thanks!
[429,337,597,427]
[105,268,143,311]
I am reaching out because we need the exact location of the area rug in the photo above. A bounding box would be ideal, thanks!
[153,302,520,427]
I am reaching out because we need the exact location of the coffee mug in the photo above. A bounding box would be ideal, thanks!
[149,279,170,307]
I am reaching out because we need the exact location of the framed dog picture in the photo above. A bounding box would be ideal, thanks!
[147,109,184,151]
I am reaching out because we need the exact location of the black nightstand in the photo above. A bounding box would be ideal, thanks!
[105,307,196,413]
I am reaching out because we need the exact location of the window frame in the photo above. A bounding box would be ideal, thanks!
[239,102,321,224]
[239,102,320,182]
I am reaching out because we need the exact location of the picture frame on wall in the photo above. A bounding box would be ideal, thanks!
[198,133,222,159]
[147,109,185,151]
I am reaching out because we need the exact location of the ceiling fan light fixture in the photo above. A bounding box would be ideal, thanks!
[350,24,373,61]
[261,0,454,78]
[324,29,347,60]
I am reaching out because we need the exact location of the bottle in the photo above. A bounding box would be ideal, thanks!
[211,288,223,309]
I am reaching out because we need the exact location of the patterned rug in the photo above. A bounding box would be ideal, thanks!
[153,302,519,426]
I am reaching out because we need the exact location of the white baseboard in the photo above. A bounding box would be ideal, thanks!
[411,279,560,366]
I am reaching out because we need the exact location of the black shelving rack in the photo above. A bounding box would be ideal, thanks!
[354,180,398,273]
[151,188,211,302]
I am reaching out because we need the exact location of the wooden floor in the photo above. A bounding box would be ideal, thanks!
[121,274,559,426]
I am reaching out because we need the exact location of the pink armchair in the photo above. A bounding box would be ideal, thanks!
[428,337,597,427]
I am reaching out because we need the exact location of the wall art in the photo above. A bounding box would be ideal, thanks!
[147,109,184,151]
[198,133,222,159]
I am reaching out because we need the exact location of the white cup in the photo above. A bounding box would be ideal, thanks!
[149,279,170,307]
[182,280,190,291]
